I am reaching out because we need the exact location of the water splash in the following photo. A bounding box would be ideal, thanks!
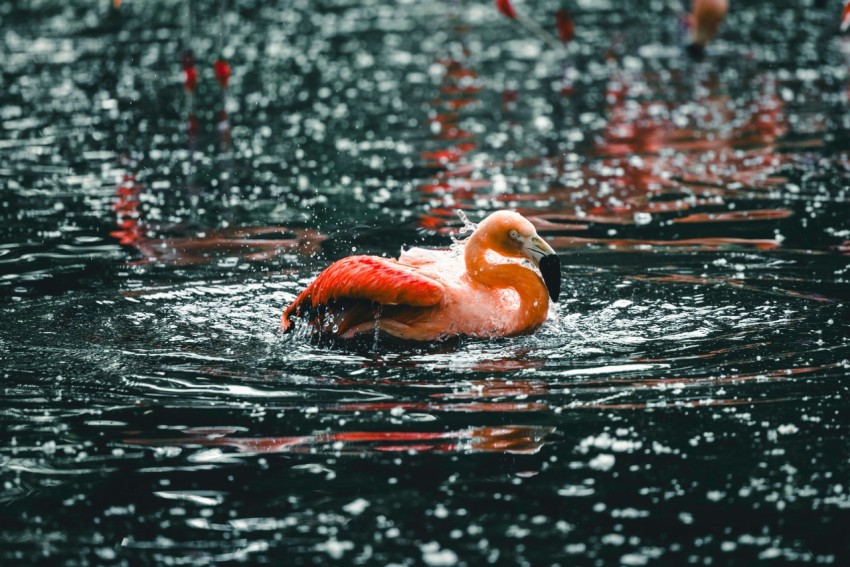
[448,208,479,250]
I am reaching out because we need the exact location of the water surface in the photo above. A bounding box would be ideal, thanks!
[2,0,850,564]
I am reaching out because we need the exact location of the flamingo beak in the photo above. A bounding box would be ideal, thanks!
[525,235,561,303]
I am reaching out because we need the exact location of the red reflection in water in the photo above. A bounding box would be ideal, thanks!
[597,71,788,157]
[432,379,550,400]
[418,140,802,236]
[673,209,793,223]
[537,73,794,229]
[420,142,477,165]
[546,236,781,251]
[330,401,549,413]
[414,30,489,228]
[125,425,554,455]
[112,167,325,266]
[414,60,814,251]
[126,227,325,266]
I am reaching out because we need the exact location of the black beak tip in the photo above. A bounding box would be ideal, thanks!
[538,254,561,303]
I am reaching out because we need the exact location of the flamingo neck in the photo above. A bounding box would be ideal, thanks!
[691,0,726,44]
[464,233,549,333]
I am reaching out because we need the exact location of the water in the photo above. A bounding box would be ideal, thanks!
[2,0,850,564]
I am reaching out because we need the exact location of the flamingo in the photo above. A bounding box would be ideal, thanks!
[281,211,561,341]
[686,0,729,59]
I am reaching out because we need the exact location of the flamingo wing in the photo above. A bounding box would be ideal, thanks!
[281,255,446,332]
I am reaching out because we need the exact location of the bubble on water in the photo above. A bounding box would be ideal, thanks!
[95,548,116,561]
[533,115,553,132]
[706,490,726,502]
[314,538,354,560]
[342,498,370,516]
[420,542,458,566]
[622,550,659,566]
[558,485,595,497]
[777,424,799,435]
[633,212,652,225]
[491,174,508,193]
[589,454,616,471]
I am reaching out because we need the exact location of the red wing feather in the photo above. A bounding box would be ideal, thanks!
[282,256,445,332]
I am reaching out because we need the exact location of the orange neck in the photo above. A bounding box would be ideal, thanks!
[464,233,549,334]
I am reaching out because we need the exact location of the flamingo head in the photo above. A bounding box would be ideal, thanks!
[478,211,561,302]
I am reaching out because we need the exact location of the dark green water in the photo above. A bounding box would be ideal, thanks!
[2,0,849,564]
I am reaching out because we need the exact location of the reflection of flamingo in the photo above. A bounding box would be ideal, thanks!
[282,211,560,340]
[112,164,325,266]
[416,23,797,240]
[125,424,555,455]
[506,69,794,234]
[417,45,483,229]
[110,1,304,266]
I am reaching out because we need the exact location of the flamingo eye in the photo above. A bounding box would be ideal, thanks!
[509,230,520,240]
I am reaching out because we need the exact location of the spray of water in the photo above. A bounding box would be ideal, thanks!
[449,209,480,254]
[372,304,383,352]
